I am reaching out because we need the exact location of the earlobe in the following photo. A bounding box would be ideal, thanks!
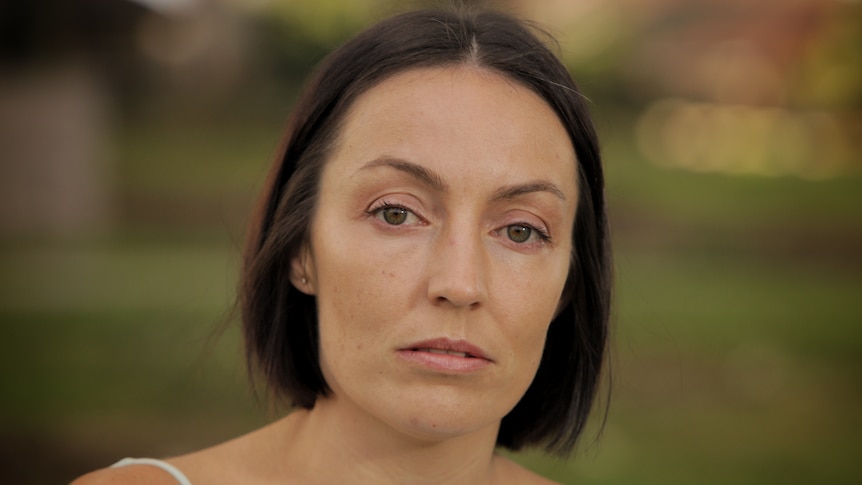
[290,247,316,295]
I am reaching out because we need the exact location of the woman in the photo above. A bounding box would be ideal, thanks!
[74,7,611,484]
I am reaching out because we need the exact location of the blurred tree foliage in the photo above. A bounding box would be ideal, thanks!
[249,1,381,85]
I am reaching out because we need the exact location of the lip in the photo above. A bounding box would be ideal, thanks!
[396,338,493,373]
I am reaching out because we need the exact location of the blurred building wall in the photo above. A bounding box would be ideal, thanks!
[0,0,247,238]
[0,60,113,237]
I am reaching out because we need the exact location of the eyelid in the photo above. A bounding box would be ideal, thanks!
[519,222,551,241]
[503,222,552,245]
[367,197,420,214]
[366,197,428,225]
[501,209,551,234]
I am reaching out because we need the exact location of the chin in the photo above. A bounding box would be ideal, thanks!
[376,385,512,442]
[394,411,499,443]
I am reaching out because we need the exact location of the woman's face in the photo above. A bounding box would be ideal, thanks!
[295,66,578,442]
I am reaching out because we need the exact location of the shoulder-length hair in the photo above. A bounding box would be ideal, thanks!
[241,7,611,455]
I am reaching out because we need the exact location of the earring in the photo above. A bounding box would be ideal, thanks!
[301,277,308,285]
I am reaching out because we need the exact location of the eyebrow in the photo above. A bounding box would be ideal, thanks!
[359,156,567,201]
[491,181,567,202]
[359,157,448,192]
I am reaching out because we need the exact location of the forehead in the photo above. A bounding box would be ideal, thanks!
[328,65,578,198]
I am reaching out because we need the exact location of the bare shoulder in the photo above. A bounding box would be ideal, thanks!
[70,464,179,485]
[494,455,561,485]
[70,420,286,485]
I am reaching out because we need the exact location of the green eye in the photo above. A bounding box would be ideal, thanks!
[381,207,409,225]
[507,224,532,243]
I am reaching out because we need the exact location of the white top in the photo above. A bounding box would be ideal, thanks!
[111,457,192,485]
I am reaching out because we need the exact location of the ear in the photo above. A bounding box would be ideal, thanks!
[289,245,316,295]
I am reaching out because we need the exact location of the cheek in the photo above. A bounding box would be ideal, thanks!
[494,260,569,363]
[313,227,412,351]
[511,306,552,366]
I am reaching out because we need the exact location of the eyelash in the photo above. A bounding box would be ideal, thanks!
[366,201,551,246]
[366,201,426,224]
[516,224,552,243]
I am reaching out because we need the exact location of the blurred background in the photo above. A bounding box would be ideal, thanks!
[1,0,860,483]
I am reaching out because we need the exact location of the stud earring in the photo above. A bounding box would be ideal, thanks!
[301,277,308,285]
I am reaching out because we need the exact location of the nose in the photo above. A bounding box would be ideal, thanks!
[426,227,488,309]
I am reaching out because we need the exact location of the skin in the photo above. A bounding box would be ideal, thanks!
[73,65,578,484]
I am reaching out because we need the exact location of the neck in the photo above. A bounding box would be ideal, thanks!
[280,395,503,484]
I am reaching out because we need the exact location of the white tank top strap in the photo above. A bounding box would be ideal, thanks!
[111,457,192,485]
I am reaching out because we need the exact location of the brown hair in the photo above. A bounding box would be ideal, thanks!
[242,7,611,455]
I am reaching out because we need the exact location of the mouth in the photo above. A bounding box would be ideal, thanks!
[397,338,493,373]
[413,348,476,358]
[402,338,491,360]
